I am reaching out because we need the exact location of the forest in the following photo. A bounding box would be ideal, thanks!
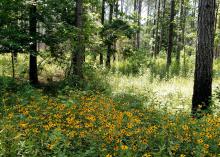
[0,0,220,156]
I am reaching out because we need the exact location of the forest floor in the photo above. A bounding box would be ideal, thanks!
[0,55,220,156]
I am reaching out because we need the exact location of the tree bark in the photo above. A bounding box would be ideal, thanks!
[166,0,175,69]
[159,0,166,51]
[146,1,150,25]
[155,0,161,56]
[137,0,142,49]
[100,0,105,65]
[70,0,84,78]
[113,0,119,62]
[152,0,158,54]
[29,1,38,84]
[192,0,216,115]
[176,0,185,63]
[11,52,15,79]
[115,0,119,18]
[121,0,124,13]
[133,0,138,48]
[191,0,197,29]
[106,2,113,68]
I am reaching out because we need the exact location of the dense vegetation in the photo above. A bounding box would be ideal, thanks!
[0,0,220,156]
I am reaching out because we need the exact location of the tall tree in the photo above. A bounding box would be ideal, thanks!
[176,0,186,64]
[100,0,106,65]
[133,0,138,48]
[69,0,85,78]
[166,0,175,69]
[29,0,38,84]
[115,0,119,17]
[113,0,119,62]
[152,0,158,54]
[106,2,114,68]
[192,0,216,115]
[191,0,197,29]
[159,0,167,51]
[121,0,124,13]
[137,0,143,49]
[155,0,161,56]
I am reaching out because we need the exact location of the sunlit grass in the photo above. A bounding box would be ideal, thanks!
[109,71,220,112]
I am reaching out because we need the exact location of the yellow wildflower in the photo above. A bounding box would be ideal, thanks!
[204,144,209,150]
[142,153,151,157]
[197,139,204,144]
[19,121,28,129]
[121,145,128,150]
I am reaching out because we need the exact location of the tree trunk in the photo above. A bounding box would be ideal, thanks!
[191,0,197,29]
[146,1,150,25]
[106,3,113,68]
[176,0,185,63]
[133,0,138,48]
[192,0,216,115]
[70,0,84,78]
[11,52,15,79]
[115,0,119,18]
[113,0,119,62]
[155,0,161,56]
[100,0,105,65]
[152,0,158,54]
[125,0,129,15]
[166,0,175,69]
[182,1,187,74]
[137,0,142,49]
[29,1,38,84]
[121,0,124,13]
[159,0,166,52]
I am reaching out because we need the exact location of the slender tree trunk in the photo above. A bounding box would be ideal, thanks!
[192,0,216,115]
[146,1,150,25]
[182,2,187,74]
[176,0,185,63]
[113,0,119,62]
[152,0,158,54]
[70,0,84,78]
[11,52,15,79]
[155,0,161,56]
[13,52,18,62]
[159,0,166,51]
[121,0,124,13]
[29,1,38,84]
[100,0,105,65]
[166,0,175,69]
[137,0,142,49]
[106,3,113,68]
[125,0,129,15]
[191,0,197,29]
[133,0,138,48]
[115,0,119,18]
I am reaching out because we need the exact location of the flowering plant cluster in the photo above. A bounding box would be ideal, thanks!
[0,93,219,156]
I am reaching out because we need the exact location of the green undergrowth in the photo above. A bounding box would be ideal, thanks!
[1,54,220,156]
[0,79,220,156]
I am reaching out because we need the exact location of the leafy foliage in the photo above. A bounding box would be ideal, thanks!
[101,19,134,45]
[0,87,219,156]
